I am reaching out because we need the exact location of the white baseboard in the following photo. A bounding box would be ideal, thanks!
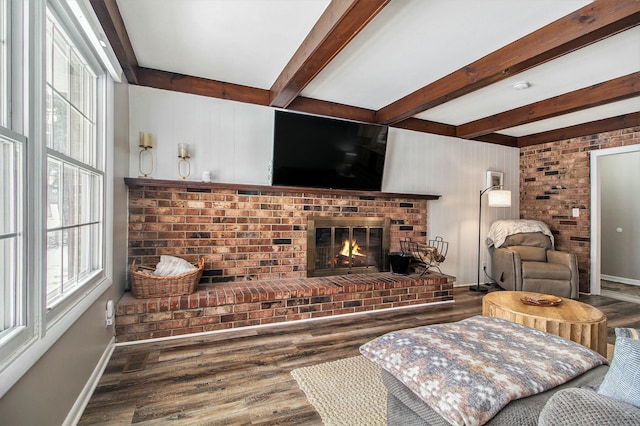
[63,337,115,426]
[601,274,640,287]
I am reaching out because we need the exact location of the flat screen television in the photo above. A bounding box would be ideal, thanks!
[271,110,389,191]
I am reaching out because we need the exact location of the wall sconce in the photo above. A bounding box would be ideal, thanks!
[138,132,153,178]
[178,143,191,180]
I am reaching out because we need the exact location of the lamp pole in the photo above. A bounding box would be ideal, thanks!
[470,185,502,293]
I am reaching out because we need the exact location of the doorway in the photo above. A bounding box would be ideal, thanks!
[590,144,640,299]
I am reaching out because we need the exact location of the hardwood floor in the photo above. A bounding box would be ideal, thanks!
[601,279,640,303]
[79,287,640,425]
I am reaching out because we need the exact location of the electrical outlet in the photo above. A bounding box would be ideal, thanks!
[482,261,487,270]
[106,300,114,326]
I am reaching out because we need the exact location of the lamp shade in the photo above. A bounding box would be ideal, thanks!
[488,190,511,207]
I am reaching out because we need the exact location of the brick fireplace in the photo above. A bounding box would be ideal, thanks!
[126,178,438,283]
[119,178,452,342]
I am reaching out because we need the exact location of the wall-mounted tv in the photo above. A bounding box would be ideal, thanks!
[271,110,389,191]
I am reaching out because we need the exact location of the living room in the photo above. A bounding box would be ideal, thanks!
[0,0,639,424]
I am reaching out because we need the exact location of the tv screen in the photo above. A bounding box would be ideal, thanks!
[271,111,389,191]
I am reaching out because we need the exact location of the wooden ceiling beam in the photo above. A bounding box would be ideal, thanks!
[90,0,638,149]
[471,134,518,147]
[90,0,139,84]
[392,118,456,138]
[375,0,640,125]
[286,96,376,123]
[269,0,390,109]
[457,72,640,139]
[517,111,640,147]
[136,68,271,106]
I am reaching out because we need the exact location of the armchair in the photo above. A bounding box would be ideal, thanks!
[488,220,579,299]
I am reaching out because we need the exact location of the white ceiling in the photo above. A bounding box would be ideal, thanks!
[118,0,330,89]
[417,26,640,131]
[302,0,593,109]
[110,0,640,143]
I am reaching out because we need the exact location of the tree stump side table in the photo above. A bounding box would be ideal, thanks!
[482,291,608,357]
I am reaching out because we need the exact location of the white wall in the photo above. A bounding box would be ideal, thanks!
[129,85,274,184]
[600,150,640,284]
[385,129,520,285]
[128,86,520,286]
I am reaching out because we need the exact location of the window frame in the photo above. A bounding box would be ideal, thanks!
[0,0,118,398]
[44,5,106,316]
[0,0,8,127]
[0,126,28,360]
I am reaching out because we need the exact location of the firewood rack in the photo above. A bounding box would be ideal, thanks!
[400,236,448,275]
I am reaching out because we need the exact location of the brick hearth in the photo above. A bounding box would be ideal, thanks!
[115,272,453,342]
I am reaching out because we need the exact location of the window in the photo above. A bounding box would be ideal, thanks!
[0,0,24,343]
[45,10,103,309]
[0,0,116,398]
[0,128,23,335]
[0,0,7,127]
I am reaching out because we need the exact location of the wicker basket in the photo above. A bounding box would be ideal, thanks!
[130,258,204,298]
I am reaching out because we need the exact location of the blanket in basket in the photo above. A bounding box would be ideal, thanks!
[360,315,607,426]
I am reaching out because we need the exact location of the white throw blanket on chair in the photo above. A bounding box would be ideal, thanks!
[486,219,554,248]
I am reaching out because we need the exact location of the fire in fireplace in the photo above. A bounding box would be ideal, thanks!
[331,239,366,267]
[307,216,390,277]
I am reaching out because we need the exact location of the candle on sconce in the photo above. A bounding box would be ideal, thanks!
[138,132,154,178]
[178,143,190,158]
[139,132,153,148]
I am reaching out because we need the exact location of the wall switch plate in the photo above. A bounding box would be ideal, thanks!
[572,208,579,217]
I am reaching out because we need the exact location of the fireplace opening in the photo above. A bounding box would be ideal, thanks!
[307,216,390,277]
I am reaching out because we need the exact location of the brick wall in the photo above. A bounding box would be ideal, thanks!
[519,126,640,292]
[127,180,430,284]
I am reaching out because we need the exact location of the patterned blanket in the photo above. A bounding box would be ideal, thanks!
[360,316,607,426]
[486,219,554,248]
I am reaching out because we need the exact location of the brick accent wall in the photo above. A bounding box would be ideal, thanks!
[115,273,453,342]
[127,180,431,284]
[520,126,640,292]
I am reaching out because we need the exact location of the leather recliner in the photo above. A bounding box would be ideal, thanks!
[490,231,579,299]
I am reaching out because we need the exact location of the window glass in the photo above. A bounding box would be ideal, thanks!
[0,0,7,127]
[45,9,102,308]
[0,130,23,334]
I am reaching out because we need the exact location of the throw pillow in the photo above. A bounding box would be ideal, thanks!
[598,337,640,408]
[616,328,640,339]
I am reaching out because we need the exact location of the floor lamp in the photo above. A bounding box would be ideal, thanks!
[470,186,511,292]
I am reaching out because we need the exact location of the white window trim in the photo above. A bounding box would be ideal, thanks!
[0,0,119,398]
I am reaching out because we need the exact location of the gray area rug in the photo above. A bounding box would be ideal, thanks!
[291,355,386,426]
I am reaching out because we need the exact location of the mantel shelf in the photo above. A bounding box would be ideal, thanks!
[124,178,441,201]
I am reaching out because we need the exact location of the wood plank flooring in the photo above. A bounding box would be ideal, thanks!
[79,287,640,425]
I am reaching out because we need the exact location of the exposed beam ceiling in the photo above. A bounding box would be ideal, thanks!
[269,0,390,108]
[375,0,640,125]
[518,111,640,147]
[457,72,640,139]
[94,0,640,148]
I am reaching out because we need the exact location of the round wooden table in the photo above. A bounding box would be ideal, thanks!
[482,291,608,357]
